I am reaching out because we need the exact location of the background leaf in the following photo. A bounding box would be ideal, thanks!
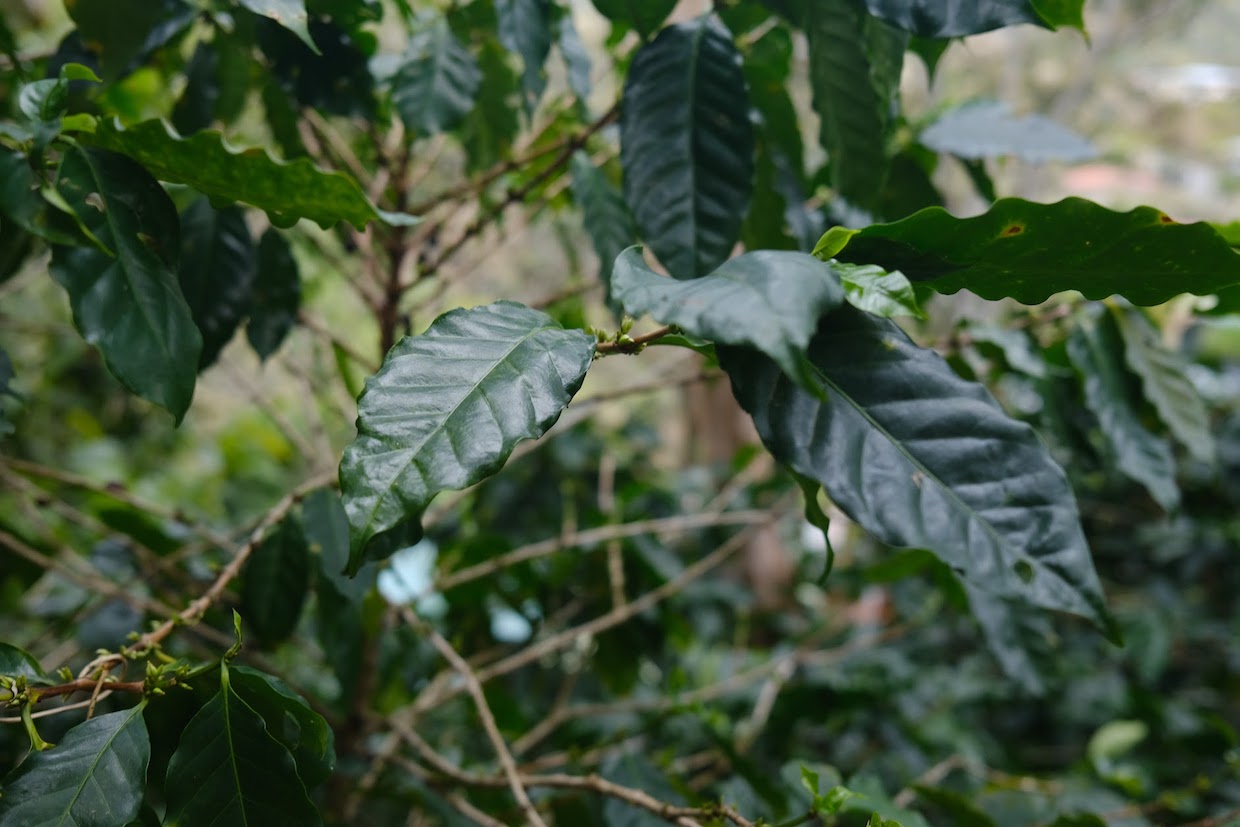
[620,14,754,278]
[246,229,301,361]
[1067,309,1180,512]
[610,247,844,388]
[496,0,551,114]
[0,705,149,827]
[178,198,257,369]
[721,304,1115,636]
[87,119,415,230]
[835,197,1240,305]
[807,0,908,212]
[1111,306,1214,464]
[50,145,201,421]
[0,643,50,683]
[64,0,193,79]
[919,100,1096,163]
[241,515,310,647]
[237,0,318,54]
[855,0,1051,37]
[339,301,595,572]
[571,152,637,308]
[164,662,320,827]
[589,0,677,38]
[388,18,481,136]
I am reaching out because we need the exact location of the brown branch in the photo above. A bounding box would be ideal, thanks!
[28,679,144,702]
[594,325,676,355]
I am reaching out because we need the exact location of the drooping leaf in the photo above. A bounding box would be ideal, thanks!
[388,18,481,136]
[620,14,754,279]
[238,0,319,53]
[807,0,907,212]
[834,197,1240,306]
[339,301,595,573]
[833,261,926,319]
[590,0,677,38]
[721,304,1116,638]
[920,101,1096,163]
[246,229,301,361]
[164,662,320,827]
[854,0,1059,37]
[496,0,551,114]
[1111,306,1214,464]
[558,14,592,108]
[178,198,257,369]
[229,665,335,787]
[611,247,844,389]
[65,0,193,79]
[50,145,201,422]
[87,118,415,230]
[570,152,637,306]
[0,705,149,827]
[241,515,310,647]
[1067,309,1179,512]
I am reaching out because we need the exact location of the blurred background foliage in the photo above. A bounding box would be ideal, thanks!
[1,0,1239,825]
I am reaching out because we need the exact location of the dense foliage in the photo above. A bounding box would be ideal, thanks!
[1,1,1239,825]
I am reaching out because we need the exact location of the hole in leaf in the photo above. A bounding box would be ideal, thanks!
[1156,212,1176,225]
[1013,560,1035,583]
[1001,223,1024,237]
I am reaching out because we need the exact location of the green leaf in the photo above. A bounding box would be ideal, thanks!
[807,0,907,212]
[721,304,1116,639]
[1111,306,1214,464]
[229,666,335,787]
[0,705,149,827]
[1030,0,1086,32]
[621,14,754,279]
[65,0,193,79]
[571,152,637,307]
[835,197,1240,306]
[339,301,595,573]
[834,261,926,319]
[920,100,1096,163]
[590,0,677,38]
[388,18,481,136]
[1086,720,1148,766]
[913,785,997,827]
[241,515,310,647]
[855,0,1049,37]
[0,643,50,683]
[246,229,301,361]
[964,583,1047,693]
[1067,308,1179,512]
[178,198,257,369]
[0,148,86,246]
[558,14,592,108]
[87,118,416,230]
[50,145,201,422]
[966,326,1050,379]
[610,247,845,390]
[238,0,319,54]
[164,662,321,827]
[496,0,551,114]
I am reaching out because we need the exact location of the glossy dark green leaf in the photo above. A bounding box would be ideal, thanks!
[611,247,844,389]
[496,0,551,113]
[590,0,677,38]
[835,198,1240,306]
[246,229,301,361]
[721,304,1115,638]
[458,36,521,171]
[339,301,595,573]
[172,36,252,134]
[0,148,83,245]
[920,101,1096,163]
[1111,306,1214,464]
[87,119,415,230]
[1067,309,1179,512]
[834,262,925,319]
[178,198,256,369]
[50,145,201,422]
[570,152,636,305]
[620,14,754,279]
[0,705,149,827]
[388,18,481,136]
[238,0,319,53]
[807,0,907,212]
[259,16,375,118]
[855,0,1057,37]
[241,515,310,647]
[229,665,335,787]
[0,642,49,683]
[164,661,320,827]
